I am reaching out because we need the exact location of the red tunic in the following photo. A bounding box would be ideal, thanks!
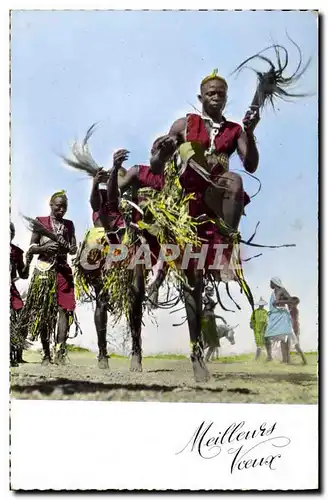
[132,165,165,265]
[182,113,250,270]
[182,113,250,206]
[36,216,75,311]
[10,244,24,311]
[92,189,126,245]
[92,189,110,224]
[131,165,165,223]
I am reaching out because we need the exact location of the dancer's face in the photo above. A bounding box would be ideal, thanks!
[50,196,67,220]
[198,79,227,116]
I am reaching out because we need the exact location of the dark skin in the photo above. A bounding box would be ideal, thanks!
[90,169,110,360]
[89,162,128,364]
[90,169,110,229]
[112,138,175,196]
[27,196,77,353]
[107,141,175,370]
[10,223,29,364]
[10,224,29,280]
[146,80,260,380]
[163,79,260,230]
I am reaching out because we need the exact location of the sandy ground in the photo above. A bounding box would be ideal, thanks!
[10,350,317,404]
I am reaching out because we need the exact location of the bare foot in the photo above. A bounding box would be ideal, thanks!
[130,353,142,372]
[191,355,211,383]
[98,355,110,370]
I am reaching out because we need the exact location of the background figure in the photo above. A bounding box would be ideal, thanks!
[264,277,295,363]
[288,301,307,365]
[250,297,269,360]
[201,286,234,362]
[10,222,29,365]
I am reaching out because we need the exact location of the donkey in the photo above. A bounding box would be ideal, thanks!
[204,323,238,362]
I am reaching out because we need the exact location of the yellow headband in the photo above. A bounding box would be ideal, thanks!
[200,69,228,89]
[50,190,67,203]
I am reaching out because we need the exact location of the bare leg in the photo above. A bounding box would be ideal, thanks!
[41,329,51,365]
[129,265,145,372]
[265,338,273,361]
[54,307,70,365]
[281,339,291,364]
[184,269,210,382]
[295,339,307,365]
[13,310,26,364]
[255,347,262,360]
[205,346,214,362]
[204,172,245,230]
[94,285,109,369]
[147,266,167,308]
[286,339,291,363]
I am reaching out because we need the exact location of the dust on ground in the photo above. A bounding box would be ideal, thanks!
[10,350,317,404]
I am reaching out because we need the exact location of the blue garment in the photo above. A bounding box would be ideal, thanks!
[265,292,293,339]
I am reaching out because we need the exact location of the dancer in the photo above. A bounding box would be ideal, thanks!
[250,297,269,360]
[78,155,127,369]
[106,136,178,371]
[19,191,77,365]
[151,39,309,380]
[90,156,127,369]
[148,70,260,381]
[10,222,29,365]
[63,128,180,372]
[63,127,129,369]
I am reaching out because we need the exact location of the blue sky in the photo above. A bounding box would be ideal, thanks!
[11,10,318,354]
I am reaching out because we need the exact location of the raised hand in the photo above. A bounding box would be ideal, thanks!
[242,105,260,134]
[93,167,108,185]
[113,149,130,169]
[152,135,177,161]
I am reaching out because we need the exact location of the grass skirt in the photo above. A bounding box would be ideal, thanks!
[10,307,31,351]
[74,227,111,303]
[17,267,58,342]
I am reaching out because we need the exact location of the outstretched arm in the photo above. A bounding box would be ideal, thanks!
[149,131,180,172]
[237,106,260,173]
[90,170,103,211]
[237,130,259,173]
[107,149,135,202]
